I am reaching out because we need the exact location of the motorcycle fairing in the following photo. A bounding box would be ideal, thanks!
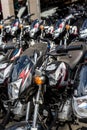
[0,48,22,84]
[8,58,34,96]
[11,55,34,82]
[30,19,39,30]
[46,61,68,87]
[29,19,40,38]
[11,19,20,28]
[11,19,20,36]
[9,48,22,61]
[8,56,34,117]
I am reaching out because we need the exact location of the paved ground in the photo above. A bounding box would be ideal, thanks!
[59,122,87,130]
[5,120,87,130]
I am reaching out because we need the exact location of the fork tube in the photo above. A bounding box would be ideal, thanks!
[32,85,42,128]
[26,102,30,121]
[0,29,3,45]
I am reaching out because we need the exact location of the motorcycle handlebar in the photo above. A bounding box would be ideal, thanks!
[0,45,15,51]
[38,38,51,48]
[56,45,83,53]
[47,45,83,57]
[4,15,15,21]
[23,13,35,19]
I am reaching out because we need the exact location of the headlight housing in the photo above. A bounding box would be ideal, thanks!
[73,96,87,119]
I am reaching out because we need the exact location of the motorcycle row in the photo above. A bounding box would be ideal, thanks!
[0,2,87,130]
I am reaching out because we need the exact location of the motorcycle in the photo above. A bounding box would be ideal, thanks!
[0,15,15,43]
[27,19,43,46]
[4,39,87,130]
[40,13,78,46]
[0,38,49,129]
[0,42,22,121]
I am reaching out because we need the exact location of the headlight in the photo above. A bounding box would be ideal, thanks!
[0,25,3,29]
[6,28,10,33]
[53,32,59,39]
[30,31,34,37]
[8,79,22,99]
[11,30,15,36]
[11,27,18,35]
[30,39,35,46]
[73,96,87,118]
[13,84,19,93]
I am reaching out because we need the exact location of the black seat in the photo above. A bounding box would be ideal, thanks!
[57,41,87,69]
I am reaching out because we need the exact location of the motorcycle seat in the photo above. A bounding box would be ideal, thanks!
[57,41,87,69]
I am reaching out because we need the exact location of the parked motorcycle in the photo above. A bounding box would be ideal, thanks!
[1,2,87,130]
[0,38,49,130]
[4,39,87,130]
[0,42,22,122]
[0,15,15,43]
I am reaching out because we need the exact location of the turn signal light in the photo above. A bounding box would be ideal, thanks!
[0,25,3,29]
[40,25,44,30]
[65,24,70,30]
[19,24,23,29]
[34,76,44,85]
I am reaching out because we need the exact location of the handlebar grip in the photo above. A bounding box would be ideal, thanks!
[8,15,15,19]
[4,45,15,50]
[39,38,51,49]
[56,45,83,53]
[23,13,35,19]
[0,45,15,51]
[29,13,35,17]
[67,45,83,51]
[4,15,15,21]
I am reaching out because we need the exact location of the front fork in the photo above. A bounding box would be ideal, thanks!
[26,102,31,122]
[32,85,42,130]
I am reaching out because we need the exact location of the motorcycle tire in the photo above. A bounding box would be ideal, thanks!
[0,124,5,130]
